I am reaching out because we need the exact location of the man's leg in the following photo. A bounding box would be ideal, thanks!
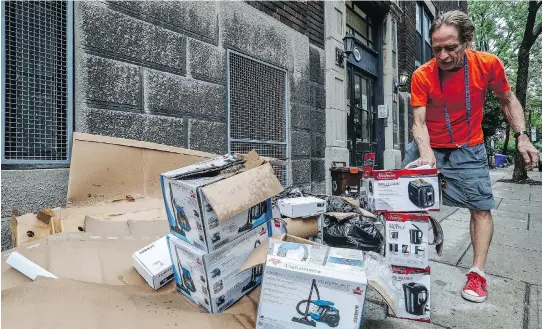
[469,210,494,271]
[461,209,493,303]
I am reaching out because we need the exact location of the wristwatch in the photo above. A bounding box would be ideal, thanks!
[514,130,529,139]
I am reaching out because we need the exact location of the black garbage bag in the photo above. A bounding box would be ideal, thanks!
[323,216,383,252]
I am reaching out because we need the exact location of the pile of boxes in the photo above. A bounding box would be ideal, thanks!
[158,153,283,313]
[360,153,440,323]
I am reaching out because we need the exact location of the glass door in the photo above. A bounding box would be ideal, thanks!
[347,66,375,167]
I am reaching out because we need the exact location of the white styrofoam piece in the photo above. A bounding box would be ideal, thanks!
[6,251,58,280]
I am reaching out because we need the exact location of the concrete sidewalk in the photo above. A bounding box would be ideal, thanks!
[363,166,542,328]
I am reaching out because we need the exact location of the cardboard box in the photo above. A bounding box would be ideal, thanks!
[167,221,271,313]
[387,266,431,322]
[362,169,440,213]
[161,154,283,253]
[250,236,368,329]
[385,212,430,269]
[132,236,174,290]
[276,196,327,218]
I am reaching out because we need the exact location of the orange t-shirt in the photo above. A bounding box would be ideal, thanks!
[410,49,511,148]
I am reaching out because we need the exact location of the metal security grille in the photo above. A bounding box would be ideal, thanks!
[227,51,289,185]
[1,0,73,164]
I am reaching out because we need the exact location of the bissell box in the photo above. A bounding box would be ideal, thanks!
[385,212,429,269]
[167,221,271,313]
[363,169,440,213]
[246,236,368,329]
[160,154,283,253]
[387,266,431,322]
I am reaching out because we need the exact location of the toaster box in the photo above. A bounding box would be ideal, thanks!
[166,221,271,313]
[161,154,282,253]
[385,212,429,269]
[248,237,368,329]
[387,266,431,322]
[362,169,440,213]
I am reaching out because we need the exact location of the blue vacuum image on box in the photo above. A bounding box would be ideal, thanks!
[174,247,196,296]
[169,182,192,235]
[238,201,268,233]
[242,239,263,292]
[292,279,340,328]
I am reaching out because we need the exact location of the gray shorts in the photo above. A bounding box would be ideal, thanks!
[402,142,496,210]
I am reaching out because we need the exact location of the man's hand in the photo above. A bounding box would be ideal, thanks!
[405,152,437,169]
[517,135,539,169]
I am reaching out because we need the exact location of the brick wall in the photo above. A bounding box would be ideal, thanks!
[246,1,325,49]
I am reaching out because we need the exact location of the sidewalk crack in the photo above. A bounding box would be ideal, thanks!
[523,283,531,329]
[455,242,472,266]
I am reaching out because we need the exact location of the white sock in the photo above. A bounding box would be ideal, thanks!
[469,267,486,278]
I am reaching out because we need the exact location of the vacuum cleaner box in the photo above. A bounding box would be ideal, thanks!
[387,266,431,322]
[385,212,429,269]
[253,238,368,329]
[132,236,174,290]
[363,169,440,213]
[166,221,271,313]
[276,196,327,218]
[160,153,283,253]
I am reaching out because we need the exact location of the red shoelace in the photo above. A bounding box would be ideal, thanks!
[465,272,487,291]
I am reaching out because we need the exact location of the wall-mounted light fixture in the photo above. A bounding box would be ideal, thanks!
[399,71,410,87]
[336,32,355,68]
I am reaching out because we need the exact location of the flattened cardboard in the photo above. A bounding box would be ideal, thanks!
[67,132,215,206]
[282,217,318,238]
[201,162,283,222]
[1,279,259,329]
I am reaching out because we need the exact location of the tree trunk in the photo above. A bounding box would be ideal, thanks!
[503,125,510,155]
[512,47,531,181]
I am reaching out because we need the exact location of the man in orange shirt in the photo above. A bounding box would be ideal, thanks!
[403,10,539,303]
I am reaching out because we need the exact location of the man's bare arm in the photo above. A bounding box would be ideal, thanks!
[412,106,433,157]
[406,106,436,168]
[495,90,526,134]
[495,90,539,168]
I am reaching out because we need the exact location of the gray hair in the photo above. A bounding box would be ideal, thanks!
[430,10,474,44]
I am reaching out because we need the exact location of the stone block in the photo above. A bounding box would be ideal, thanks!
[291,131,311,157]
[311,181,326,194]
[311,133,325,158]
[324,1,345,44]
[143,1,218,43]
[219,2,293,70]
[311,159,326,182]
[77,2,186,73]
[291,103,311,131]
[325,68,346,110]
[1,168,69,218]
[291,76,311,106]
[144,70,226,120]
[292,159,311,185]
[310,83,326,110]
[187,119,227,154]
[82,54,140,106]
[309,45,325,85]
[188,38,225,84]
[1,219,11,251]
[76,107,184,147]
[311,109,326,134]
[143,115,185,147]
[429,262,524,329]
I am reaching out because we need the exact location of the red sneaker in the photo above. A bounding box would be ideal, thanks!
[462,271,488,303]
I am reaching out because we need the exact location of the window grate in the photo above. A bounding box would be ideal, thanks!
[227,51,289,185]
[1,0,72,164]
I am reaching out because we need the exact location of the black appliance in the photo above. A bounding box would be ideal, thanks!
[409,224,423,245]
[389,231,398,239]
[389,243,398,253]
[415,246,425,255]
[238,201,268,233]
[242,240,263,292]
[403,283,429,315]
[408,179,435,208]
